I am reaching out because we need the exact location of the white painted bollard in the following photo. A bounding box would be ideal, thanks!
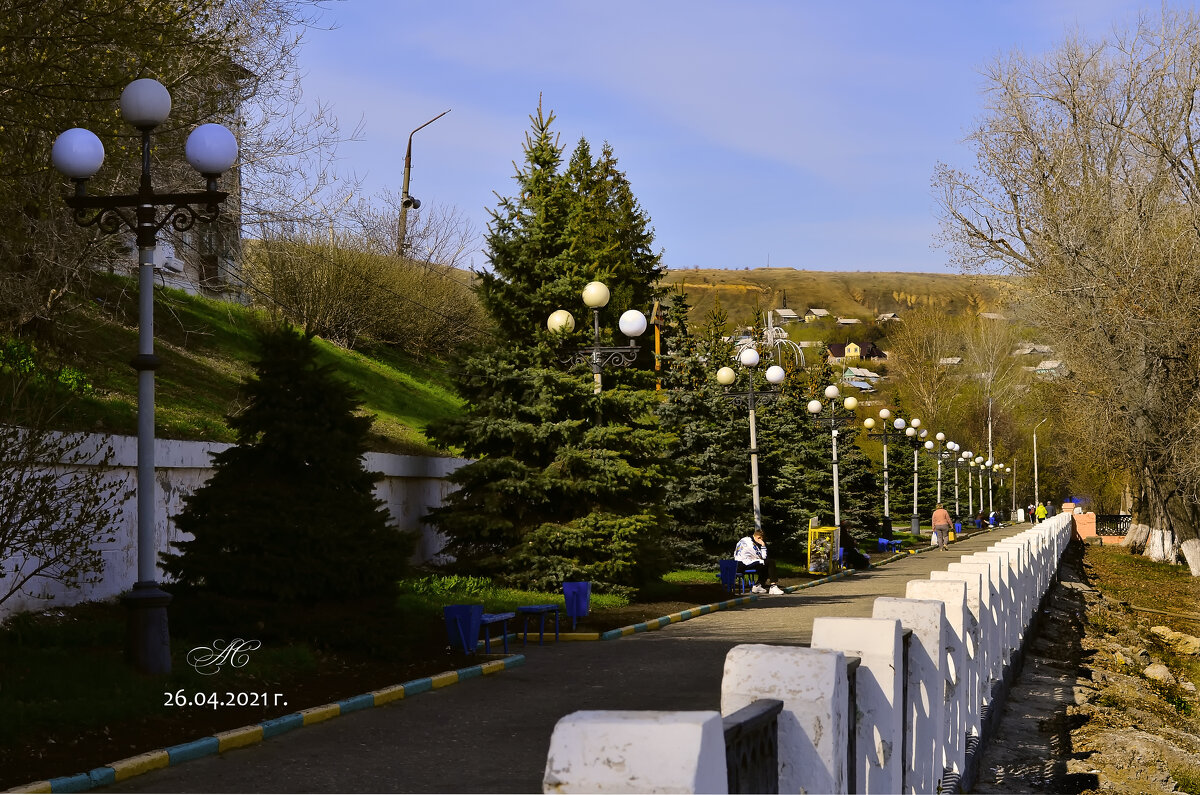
[722,644,849,794]
[906,579,968,779]
[543,711,727,794]
[872,597,947,795]
[929,569,983,739]
[811,617,904,794]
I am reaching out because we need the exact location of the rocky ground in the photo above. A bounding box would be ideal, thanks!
[975,541,1200,794]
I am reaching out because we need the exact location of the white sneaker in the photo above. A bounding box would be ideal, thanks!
[751,585,767,594]
[768,585,784,595]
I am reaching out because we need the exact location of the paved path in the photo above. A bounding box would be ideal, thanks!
[109,529,1019,793]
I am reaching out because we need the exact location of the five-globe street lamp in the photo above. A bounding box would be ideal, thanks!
[548,281,648,394]
[717,349,786,536]
[52,78,238,675]
[807,385,859,551]
[862,408,904,536]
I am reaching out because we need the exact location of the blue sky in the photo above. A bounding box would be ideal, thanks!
[296,0,1152,273]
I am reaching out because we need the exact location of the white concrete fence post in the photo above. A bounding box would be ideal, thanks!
[872,596,948,795]
[929,567,983,740]
[810,617,904,794]
[721,644,850,794]
[904,579,968,781]
[543,711,728,794]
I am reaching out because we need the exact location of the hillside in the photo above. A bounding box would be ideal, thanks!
[661,267,1018,325]
[21,274,463,456]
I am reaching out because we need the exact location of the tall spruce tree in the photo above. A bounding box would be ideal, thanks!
[657,291,749,562]
[427,105,669,593]
[162,326,411,602]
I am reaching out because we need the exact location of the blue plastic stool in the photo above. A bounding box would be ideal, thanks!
[718,559,751,594]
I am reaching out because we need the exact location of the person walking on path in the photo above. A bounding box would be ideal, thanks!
[1035,501,1048,524]
[931,503,952,550]
[734,529,782,594]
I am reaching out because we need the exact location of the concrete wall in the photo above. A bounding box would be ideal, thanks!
[543,514,1076,794]
[0,432,466,621]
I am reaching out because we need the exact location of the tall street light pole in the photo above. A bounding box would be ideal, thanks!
[863,408,904,537]
[397,109,450,256]
[52,79,238,674]
[948,446,969,518]
[904,418,925,533]
[1033,418,1048,506]
[717,350,785,536]
[548,281,648,393]
[807,385,859,555]
[966,455,976,517]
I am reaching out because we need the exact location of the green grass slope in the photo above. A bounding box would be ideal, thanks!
[662,267,1017,325]
[34,275,463,456]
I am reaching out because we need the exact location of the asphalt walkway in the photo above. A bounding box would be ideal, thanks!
[107,528,1020,793]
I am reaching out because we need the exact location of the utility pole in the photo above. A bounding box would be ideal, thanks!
[397,109,450,256]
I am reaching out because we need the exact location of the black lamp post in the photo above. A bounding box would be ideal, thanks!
[52,78,238,675]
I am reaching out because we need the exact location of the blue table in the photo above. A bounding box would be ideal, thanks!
[479,612,516,653]
[517,604,560,645]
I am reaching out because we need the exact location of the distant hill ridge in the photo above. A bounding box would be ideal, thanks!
[661,267,1014,325]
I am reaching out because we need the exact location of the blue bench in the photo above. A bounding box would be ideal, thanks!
[479,612,516,654]
[517,604,560,645]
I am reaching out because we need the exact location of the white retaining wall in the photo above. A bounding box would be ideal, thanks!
[544,514,1075,793]
[0,432,467,620]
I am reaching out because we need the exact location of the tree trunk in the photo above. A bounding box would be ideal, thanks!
[1129,464,1200,575]
[1181,538,1200,577]
[1122,523,1150,553]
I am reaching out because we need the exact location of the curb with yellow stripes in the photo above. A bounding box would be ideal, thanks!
[7,654,525,794]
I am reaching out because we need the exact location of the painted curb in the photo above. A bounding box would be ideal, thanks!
[595,594,760,640]
[7,654,526,794]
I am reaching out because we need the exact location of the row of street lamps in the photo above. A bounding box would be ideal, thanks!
[544,283,1027,549]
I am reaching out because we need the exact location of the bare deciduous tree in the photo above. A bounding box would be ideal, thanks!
[883,306,971,430]
[936,9,1200,574]
[0,374,129,610]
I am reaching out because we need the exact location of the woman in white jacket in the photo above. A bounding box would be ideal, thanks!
[734,530,783,594]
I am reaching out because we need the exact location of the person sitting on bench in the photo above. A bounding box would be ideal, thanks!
[734,529,782,595]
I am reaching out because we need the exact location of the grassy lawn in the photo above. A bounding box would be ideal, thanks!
[22,273,463,456]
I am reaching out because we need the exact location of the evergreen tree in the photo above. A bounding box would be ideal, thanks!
[427,105,670,593]
[657,291,749,562]
[162,326,411,602]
